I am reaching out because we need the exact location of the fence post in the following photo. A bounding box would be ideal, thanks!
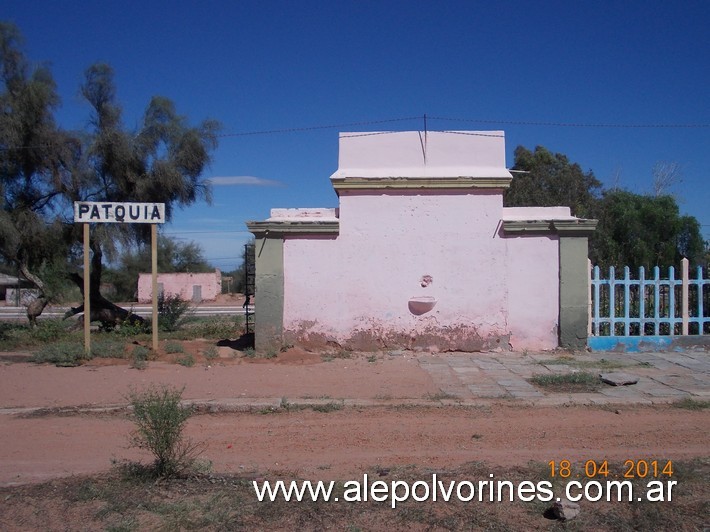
[681,258,689,335]
[588,259,592,336]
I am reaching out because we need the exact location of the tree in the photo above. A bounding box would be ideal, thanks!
[0,23,219,326]
[505,145,602,218]
[62,63,219,326]
[504,144,705,270]
[590,191,705,270]
[0,22,80,324]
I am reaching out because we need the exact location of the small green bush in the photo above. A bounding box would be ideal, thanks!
[28,319,73,343]
[31,341,87,366]
[131,345,151,370]
[92,338,127,359]
[186,316,242,339]
[177,354,195,367]
[202,346,219,360]
[113,318,150,337]
[165,341,185,354]
[157,294,192,332]
[127,385,203,478]
[1,320,75,350]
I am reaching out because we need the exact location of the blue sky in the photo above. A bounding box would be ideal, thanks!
[4,0,709,271]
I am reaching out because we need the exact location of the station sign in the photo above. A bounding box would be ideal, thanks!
[74,202,166,224]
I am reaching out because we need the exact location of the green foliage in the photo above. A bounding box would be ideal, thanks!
[127,386,203,478]
[176,354,195,367]
[157,293,192,332]
[591,190,706,269]
[130,346,149,370]
[31,340,87,366]
[184,315,242,339]
[202,346,218,360]
[528,372,601,392]
[0,23,79,299]
[505,145,602,218]
[0,23,220,319]
[505,144,706,269]
[311,401,344,413]
[92,337,128,359]
[671,398,710,410]
[164,341,184,354]
[112,318,150,337]
[27,319,73,343]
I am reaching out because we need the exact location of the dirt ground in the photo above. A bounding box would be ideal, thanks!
[1,342,709,530]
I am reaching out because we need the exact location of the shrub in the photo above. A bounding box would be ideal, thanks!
[31,340,87,366]
[157,294,192,332]
[127,386,203,478]
[28,319,73,343]
[92,338,127,359]
[186,316,243,339]
[131,345,151,370]
[165,341,185,354]
[177,354,195,367]
[202,346,219,360]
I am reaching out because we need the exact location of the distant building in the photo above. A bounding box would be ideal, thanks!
[1,273,35,305]
[137,270,222,303]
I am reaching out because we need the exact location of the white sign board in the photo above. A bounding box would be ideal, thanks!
[74,202,166,224]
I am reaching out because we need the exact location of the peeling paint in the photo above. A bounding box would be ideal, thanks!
[284,320,510,352]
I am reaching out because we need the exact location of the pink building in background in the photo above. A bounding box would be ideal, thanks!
[248,131,596,352]
[137,270,221,303]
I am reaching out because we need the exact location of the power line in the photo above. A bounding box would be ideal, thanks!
[216,116,421,138]
[3,115,709,151]
[428,116,710,129]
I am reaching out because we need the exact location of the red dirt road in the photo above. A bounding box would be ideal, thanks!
[1,352,708,486]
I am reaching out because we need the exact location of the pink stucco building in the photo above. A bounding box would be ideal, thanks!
[137,270,222,303]
[248,131,596,352]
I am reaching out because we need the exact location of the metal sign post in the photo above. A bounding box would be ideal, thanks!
[74,202,166,356]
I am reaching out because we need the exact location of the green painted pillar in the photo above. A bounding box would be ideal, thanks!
[555,220,597,349]
[247,219,339,353]
[251,234,284,353]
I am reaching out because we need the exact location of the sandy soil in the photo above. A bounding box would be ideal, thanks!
[1,346,708,487]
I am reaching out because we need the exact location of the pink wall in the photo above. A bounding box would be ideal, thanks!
[264,132,582,351]
[137,270,221,303]
[282,191,562,351]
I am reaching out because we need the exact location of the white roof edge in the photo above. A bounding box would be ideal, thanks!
[502,206,575,221]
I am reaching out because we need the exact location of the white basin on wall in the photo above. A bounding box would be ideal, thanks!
[408,296,437,315]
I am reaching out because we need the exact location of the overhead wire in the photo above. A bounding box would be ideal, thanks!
[2,115,708,151]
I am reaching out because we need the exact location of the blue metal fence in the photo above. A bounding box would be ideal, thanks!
[589,260,710,338]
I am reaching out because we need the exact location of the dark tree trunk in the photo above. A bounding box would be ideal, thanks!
[64,240,145,329]
[27,297,49,328]
[18,264,50,328]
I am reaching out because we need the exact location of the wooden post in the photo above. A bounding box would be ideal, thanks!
[587,259,592,336]
[83,223,91,357]
[681,257,689,335]
[151,223,159,352]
